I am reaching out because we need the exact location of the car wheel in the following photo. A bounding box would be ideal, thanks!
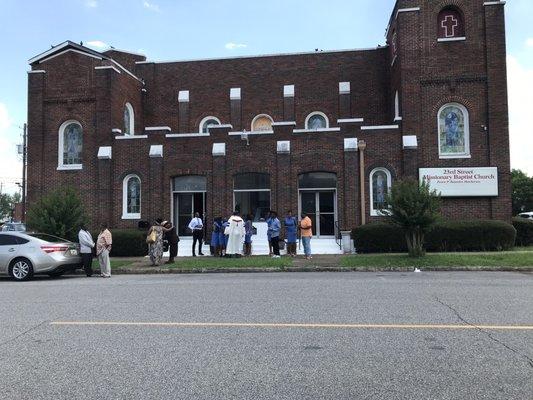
[9,258,34,281]
[47,271,64,278]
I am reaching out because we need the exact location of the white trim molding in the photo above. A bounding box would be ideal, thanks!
[97,146,112,160]
[338,118,364,124]
[396,7,421,18]
[95,65,121,74]
[149,145,163,158]
[402,135,418,149]
[283,85,295,98]
[437,37,466,43]
[57,165,83,171]
[277,141,291,154]
[209,124,233,130]
[122,174,141,220]
[272,121,297,127]
[39,48,103,64]
[228,130,274,136]
[115,135,148,140]
[230,88,241,100]
[212,143,226,156]
[112,128,122,134]
[28,70,46,74]
[484,1,506,5]
[166,133,210,138]
[145,126,172,132]
[178,90,190,103]
[361,125,399,130]
[344,138,358,152]
[339,82,351,95]
[293,127,341,134]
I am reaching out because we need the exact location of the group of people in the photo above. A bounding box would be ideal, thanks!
[78,223,113,278]
[76,209,313,276]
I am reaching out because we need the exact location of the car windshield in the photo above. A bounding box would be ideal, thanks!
[26,233,70,243]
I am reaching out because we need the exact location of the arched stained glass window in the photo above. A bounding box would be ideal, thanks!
[305,112,329,130]
[370,168,392,216]
[122,174,141,219]
[438,103,470,158]
[58,120,83,169]
[251,114,273,132]
[124,103,134,135]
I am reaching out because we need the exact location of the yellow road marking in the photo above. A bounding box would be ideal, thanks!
[50,321,533,331]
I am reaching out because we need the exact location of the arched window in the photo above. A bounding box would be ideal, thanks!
[438,103,470,158]
[199,116,221,134]
[122,174,141,219]
[305,112,329,130]
[234,173,271,221]
[58,120,83,170]
[394,91,401,120]
[369,168,392,216]
[124,103,134,135]
[438,7,465,39]
[251,114,273,132]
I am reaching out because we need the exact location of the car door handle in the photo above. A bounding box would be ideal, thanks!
[8,248,16,252]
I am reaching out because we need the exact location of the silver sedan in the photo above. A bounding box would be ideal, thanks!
[0,232,82,281]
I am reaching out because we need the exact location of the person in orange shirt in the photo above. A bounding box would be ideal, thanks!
[299,213,313,259]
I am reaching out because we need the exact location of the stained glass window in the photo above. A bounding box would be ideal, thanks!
[62,123,82,165]
[252,115,273,132]
[438,103,469,157]
[306,113,328,130]
[370,169,391,216]
[127,176,141,214]
[124,103,134,135]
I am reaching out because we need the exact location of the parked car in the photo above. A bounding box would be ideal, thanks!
[518,212,533,220]
[1,222,26,232]
[0,232,81,281]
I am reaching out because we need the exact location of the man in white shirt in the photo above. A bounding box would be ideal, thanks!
[188,212,204,256]
[78,224,95,277]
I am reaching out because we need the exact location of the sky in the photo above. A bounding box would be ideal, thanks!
[0,0,532,195]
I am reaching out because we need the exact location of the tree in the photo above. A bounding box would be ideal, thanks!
[0,192,21,221]
[386,179,441,257]
[26,187,88,241]
[511,169,533,215]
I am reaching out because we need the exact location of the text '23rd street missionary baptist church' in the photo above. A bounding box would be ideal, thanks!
[26,0,510,253]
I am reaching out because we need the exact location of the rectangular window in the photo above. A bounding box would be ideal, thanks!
[234,191,270,222]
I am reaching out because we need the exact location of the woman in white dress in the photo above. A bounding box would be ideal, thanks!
[225,212,245,257]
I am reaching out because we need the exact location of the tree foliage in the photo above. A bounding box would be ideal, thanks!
[26,187,87,241]
[0,192,21,221]
[511,169,533,215]
[386,178,441,257]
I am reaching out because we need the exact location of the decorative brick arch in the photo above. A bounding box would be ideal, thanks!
[437,6,465,39]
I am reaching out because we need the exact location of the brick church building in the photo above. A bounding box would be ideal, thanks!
[27,0,510,251]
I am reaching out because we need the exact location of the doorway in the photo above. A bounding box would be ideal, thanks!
[299,191,336,237]
[174,193,205,237]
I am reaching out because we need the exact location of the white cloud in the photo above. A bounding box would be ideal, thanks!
[85,0,98,8]
[86,40,109,49]
[526,38,533,47]
[225,42,247,50]
[507,55,533,176]
[143,1,160,12]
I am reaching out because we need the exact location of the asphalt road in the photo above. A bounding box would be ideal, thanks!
[0,272,532,400]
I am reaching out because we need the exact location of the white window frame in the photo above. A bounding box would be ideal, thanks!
[199,116,221,134]
[57,120,83,170]
[122,174,141,220]
[369,168,392,217]
[305,111,330,130]
[124,102,135,136]
[251,114,274,132]
[437,102,471,159]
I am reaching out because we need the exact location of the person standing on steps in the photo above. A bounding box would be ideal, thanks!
[225,212,245,257]
[78,224,95,277]
[299,212,313,260]
[284,210,298,257]
[188,212,204,256]
[269,211,281,258]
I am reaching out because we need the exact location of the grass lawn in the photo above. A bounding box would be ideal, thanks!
[165,256,293,270]
[512,246,533,252]
[340,252,533,269]
[110,260,136,269]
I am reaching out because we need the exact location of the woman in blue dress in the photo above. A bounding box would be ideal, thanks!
[211,217,222,256]
[284,210,298,257]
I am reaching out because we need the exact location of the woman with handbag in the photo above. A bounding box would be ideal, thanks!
[147,218,165,266]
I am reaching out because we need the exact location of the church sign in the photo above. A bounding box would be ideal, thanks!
[419,167,498,197]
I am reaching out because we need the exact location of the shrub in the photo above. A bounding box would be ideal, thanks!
[512,217,533,246]
[26,187,87,242]
[93,229,148,257]
[353,220,516,253]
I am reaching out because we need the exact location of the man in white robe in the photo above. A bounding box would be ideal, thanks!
[225,212,245,256]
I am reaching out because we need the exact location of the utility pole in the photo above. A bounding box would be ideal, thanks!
[21,123,27,222]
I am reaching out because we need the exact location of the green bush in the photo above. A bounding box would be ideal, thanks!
[26,187,87,242]
[352,220,516,253]
[93,229,148,257]
[512,217,533,246]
